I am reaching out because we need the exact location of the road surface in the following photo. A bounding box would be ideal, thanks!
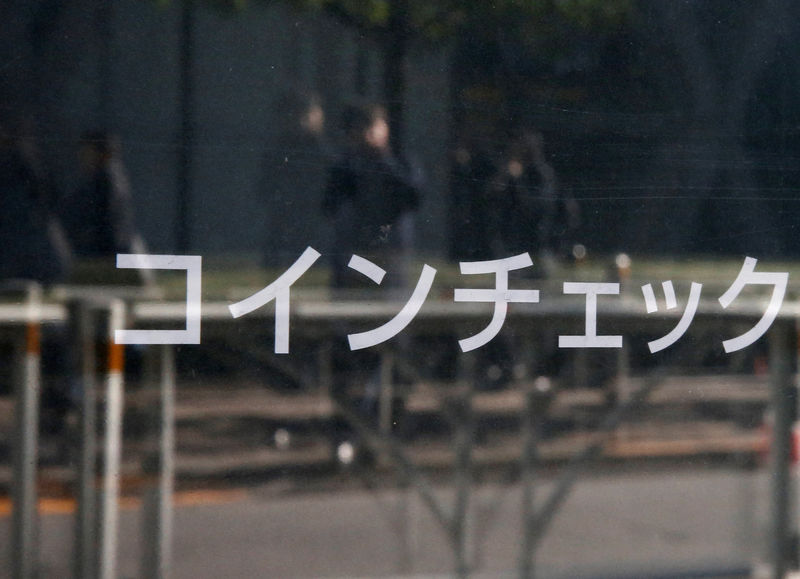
[0,466,766,578]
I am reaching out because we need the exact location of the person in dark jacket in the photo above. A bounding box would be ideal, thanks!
[489,130,580,274]
[0,122,73,448]
[448,129,496,262]
[65,131,136,259]
[322,104,420,289]
[322,104,422,462]
[478,131,581,388]
[262,90,334,267]
[0,123,71,285]
[62,131,154,287]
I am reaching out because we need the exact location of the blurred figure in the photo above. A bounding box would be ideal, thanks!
[0,122,71,284]
[489,130,580,276]
[262,90,333,267]
[474,131,580,389]
[0,122,73,449]
[64,131,138,259]
[448,128,495,262]
[322,104,422,461]
[322,103,421,290]
[62,131,152,288]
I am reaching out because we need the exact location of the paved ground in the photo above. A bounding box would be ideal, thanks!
[0,373,773,577]
[0,466,766,578]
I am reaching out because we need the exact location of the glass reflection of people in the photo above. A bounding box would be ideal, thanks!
[0,122,71,284]
[480,130,579,389]
[263,90,331,267]
[0,122,73,453]
[449,127,495,262]
[66,131,136,259]
[64,131,151,285]
[323,103,420,291]
[489,130,579,276]
[322,104,421,461]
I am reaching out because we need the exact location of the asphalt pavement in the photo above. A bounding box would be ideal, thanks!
[0,466,764,578]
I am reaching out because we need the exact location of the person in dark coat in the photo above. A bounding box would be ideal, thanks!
[0,124,71,285]
[62,131,154,288]
[0,123,73,448]
[322,104,422,461]
[65,131,136,259]
[477,131,581,388]
[489,130,580,274]
[262,90,334,267]
[322,104,420,290]
[448,130,496,262]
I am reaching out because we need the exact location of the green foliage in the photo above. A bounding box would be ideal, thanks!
[554,0,633,29]
[165,0,250,13]
[296,0,390,27]
[285,0,633,41]
[164,0,633,35]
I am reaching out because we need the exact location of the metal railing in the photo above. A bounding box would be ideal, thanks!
[2,285,798,578]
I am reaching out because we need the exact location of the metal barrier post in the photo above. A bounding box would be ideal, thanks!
[378,349,395,437]
[769,321,793,579]
[11,283,42,579]
[142,344,176,579]
[519,379,552,579]
[98,299,126,579]
[69,299,98,579]
[614,341,631,441]
[452,352,477,579]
